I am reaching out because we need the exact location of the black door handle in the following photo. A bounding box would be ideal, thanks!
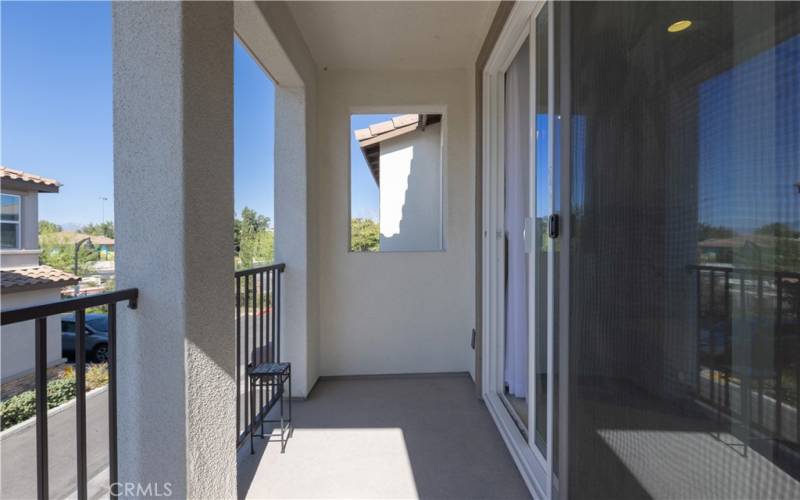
[548,214,560,239]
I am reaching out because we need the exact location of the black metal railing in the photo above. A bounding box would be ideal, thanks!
[235,263,285,448]
[0,288,138,500]
[692,264,800,448]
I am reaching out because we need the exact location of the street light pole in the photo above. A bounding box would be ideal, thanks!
[100,196,108,223]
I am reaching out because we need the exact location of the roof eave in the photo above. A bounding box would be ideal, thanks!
[1,178,61,193]
[1,278,80,293]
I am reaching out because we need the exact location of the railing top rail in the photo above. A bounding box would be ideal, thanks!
[234,262,286,278]
[688,264,800,279]
[0,288,139,326]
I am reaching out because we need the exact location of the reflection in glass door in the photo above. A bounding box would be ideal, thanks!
[565,2,800,498]
[502,37,530,432]
[532,4,551,457]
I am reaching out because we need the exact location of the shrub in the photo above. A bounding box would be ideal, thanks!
[0,390,36,429]
[47,377,76,408]
[0,365,109,430]
[86,364,109,390]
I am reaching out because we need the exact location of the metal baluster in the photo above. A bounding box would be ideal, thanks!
[75,310,88,500]
[235,276,241,439]
[264,269,274,401]
[108,303,118,493]
[775,275,783,442]
[710,269,716,319]
[35,317,49,500]
[244,275,250,435]
[252,273,259,419]
[796,360,800,445]
[273,269,279,363]
[776,365,783,442]
[710,271,716,406]
[278,268,286,418]
[260,270,266,420]
[724,271,730,410]
[696,269,702,398]
[776,274,783,327]
[739,270,748,421]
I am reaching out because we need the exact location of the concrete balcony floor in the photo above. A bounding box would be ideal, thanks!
[238,374,531,499]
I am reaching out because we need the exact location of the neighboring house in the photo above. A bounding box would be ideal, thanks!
[355,114,443,251]
[698,236,765,264]
[1,166,79,382]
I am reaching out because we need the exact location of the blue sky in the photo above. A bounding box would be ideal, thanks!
[1,0,383,228]
[350,114,389,221]
[1,1,278,227]
[2,1,113,227]
[234,38,274,224]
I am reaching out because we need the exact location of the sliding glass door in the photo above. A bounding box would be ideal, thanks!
[499,2,559,497]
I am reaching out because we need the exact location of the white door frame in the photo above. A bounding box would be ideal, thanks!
[481,2,562,499]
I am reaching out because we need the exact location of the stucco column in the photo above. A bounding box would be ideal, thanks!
[113,2,235,498]
[275,87,310,396]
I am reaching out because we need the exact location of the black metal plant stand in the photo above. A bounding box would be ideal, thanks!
[248,361,293,453]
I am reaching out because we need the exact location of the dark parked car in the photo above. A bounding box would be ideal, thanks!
[62,313,109,363]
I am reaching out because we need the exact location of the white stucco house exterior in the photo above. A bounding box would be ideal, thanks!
[355,114,444,251]
[1,167,79,382]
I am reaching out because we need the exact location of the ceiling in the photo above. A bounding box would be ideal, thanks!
[286,1,500,71]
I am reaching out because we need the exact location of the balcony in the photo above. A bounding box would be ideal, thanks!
[1,265,529,500]
[238,375,529,499]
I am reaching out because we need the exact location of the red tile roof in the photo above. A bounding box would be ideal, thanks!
[1,265,80,291]
[0,166,61,192]
[354,114,422,145]
[354,114,442,185]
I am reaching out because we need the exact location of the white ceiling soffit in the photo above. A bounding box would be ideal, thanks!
[286,1,500,71]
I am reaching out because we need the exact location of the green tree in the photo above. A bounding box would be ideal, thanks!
[38,220,62,235]
[80,221,114,239]
[234,207,271,247]
[698,223,735,241]
[350,218,380,252]
[754,222,800,239]
[234,207,274,270]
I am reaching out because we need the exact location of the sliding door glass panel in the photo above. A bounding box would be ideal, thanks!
[552,1,562,479]
[503,38,530,431]
[567,1,800,498]
[533,6,550,456]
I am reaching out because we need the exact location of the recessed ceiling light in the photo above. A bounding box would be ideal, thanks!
[667,20,692,33]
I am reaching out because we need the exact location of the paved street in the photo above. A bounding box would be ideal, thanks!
[1,389,109,500]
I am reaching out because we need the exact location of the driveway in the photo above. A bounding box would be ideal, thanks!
[1,388,109,500]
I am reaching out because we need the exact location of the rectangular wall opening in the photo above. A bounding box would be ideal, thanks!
[350,113,444,252]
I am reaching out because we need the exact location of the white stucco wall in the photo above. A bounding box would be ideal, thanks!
[317,69,475,377]
[0,250,41,268]
[379,121,443,251]
[0,288,63,382]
